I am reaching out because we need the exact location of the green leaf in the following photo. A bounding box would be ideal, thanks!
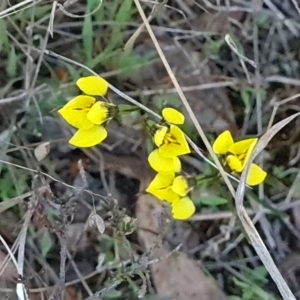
[0,19,9,52]
[195,196,228,206]
[82,6,93,62]
[6,46,17,78]
[117,104,139,113]
[103,289,122,299]
[116,0,133,23]
[41,230,52,257]
[240,89,251,114]
[249,266,268,284]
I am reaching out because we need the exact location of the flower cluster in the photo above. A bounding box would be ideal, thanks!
[58,76,117,148]
[146,108,195,220]
[212,130,267,186]
[58,76,268,222]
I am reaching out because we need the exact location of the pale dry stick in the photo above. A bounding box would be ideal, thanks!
[236,112,300,300]
[141,0,187,18]
[0,234,29,300]
[202,0,254,12]
[0,0,43,18]
[263,0,299,36]
[284,169,300,204]
[0,233,21,280]
[252,0,276,250]
[124,0,167,51]
[265,75,300,86]
[66,251,93,297]
[0,234,18,274]
[56,160,87,300]
[190,208,268,221]
[6,32,34,63]
[17,196,36,277]
[133,0,236,197]
[48,1,57,37]
[225,34,254,83]
[0,191,32,214]
[267,92,300,130]
[126,81,238,96]
[56,0,103,19]
[0,158,107,201]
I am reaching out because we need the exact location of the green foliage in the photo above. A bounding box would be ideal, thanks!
[40,229,53,257]
[194,195,228,206]
[230,266,277,300]
[78,0,150,76]
[103,289,122,299]
[0,19,9,52]
[204,37,226,56]
[0,167,29,201]
[273,166,299,179]
[6,45,18,78]
[240,88,266,114]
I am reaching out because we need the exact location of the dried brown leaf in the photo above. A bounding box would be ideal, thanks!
[136,194,226,300]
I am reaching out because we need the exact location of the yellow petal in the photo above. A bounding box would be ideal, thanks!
[162,107,185,125]
[171,176,188,196]
[226,154,243,172]
[58,96,95,129]
[146,172,179,202]
[212,130,234,155]
[228,138,257,156]
[171,197,195,220]
[246,163,267,186]
[154,126,168,147]
[147,172,175,189]
[159,125,190,158]
[69,126,107,148]
[87,101,111,125]
[148,149,181,173]
[76,76,109,96]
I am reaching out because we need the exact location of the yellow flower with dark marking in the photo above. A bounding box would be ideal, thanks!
[153,124,190,158]
[58,76,117,148]
[213,130,266,186]
[146,172,195,220]
[146,172,189,202]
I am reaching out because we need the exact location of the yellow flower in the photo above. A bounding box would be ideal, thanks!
[58,76,116,148]
[153,125,190,158]
[213,130,267,186]
[171,197,195,220]
[146,172,195,220]
[148,149,181,173]
[146,172,189,202]
[162,107,185,125]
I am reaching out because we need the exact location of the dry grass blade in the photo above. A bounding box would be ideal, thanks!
[0,0,43,18]
[235,112,300,300]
